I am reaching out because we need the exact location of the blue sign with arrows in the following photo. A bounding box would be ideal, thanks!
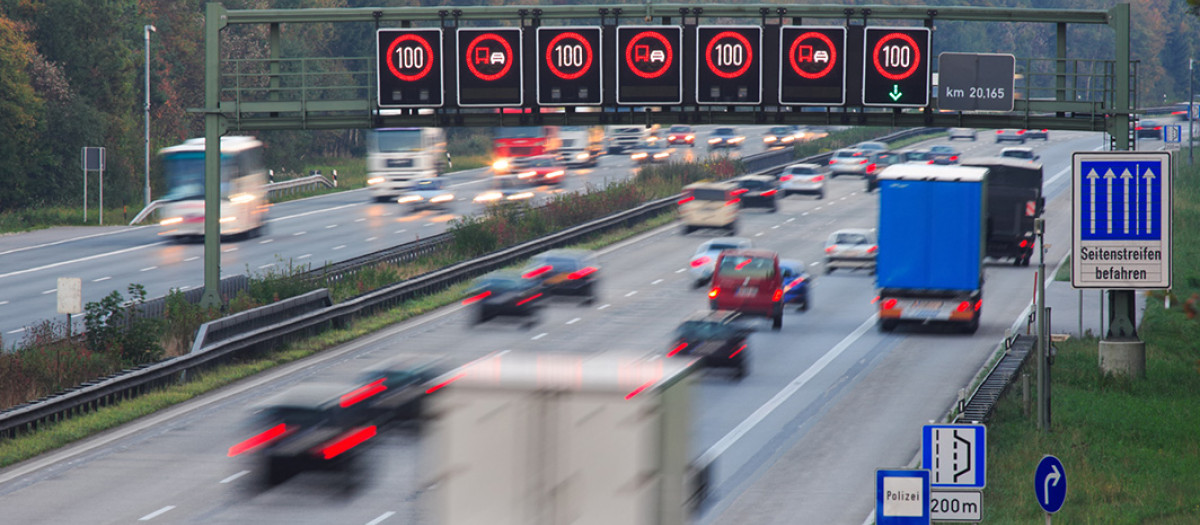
[1034,455,1067,513]
[1077,159,1164,241]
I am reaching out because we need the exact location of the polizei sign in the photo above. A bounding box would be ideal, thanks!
[1072,151,1172,289]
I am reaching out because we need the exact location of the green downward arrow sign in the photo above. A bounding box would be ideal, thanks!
[888,84,903,102]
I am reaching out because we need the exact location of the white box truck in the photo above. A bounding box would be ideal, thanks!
[424,352,698,525]
[366,127,448,202]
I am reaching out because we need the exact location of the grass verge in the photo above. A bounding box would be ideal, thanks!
[0,210,675,469]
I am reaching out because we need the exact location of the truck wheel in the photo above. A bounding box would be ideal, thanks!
[798,298,809,312]
[769,205,778,214]
[965,317,980,334]
[682,225,694,235]
[734,359,748,381]
[879,320,897,332]
[1021,254,1032,267]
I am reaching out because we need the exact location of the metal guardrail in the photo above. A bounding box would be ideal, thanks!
[0,126,942,440]
[953,334,1037,423]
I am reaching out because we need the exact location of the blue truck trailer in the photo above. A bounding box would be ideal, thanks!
[876,164,989,333]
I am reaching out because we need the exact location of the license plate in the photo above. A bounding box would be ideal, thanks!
[912,300,943,310]
[736,287,758,297]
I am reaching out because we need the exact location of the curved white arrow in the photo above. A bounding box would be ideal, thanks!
[1043,464,1062,506]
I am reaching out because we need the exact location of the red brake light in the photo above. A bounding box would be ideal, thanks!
[729,344,746,358]
[523,265,553,279]
[949,155,958,161]
[812,175,824,182]
[228,423,288,457]
[772,289,783,302]
[882,298,898,310]
[726,198,740,206]
[691,256,711,268]
[678,195,695,205]
[1019,239,1029,248]
[996,130,1003,134]
[668,341,687,357]
[1136,126,1144,131]
[761,189,777,197]
[956,301,971,312]
[735,259,751,270]
[866,163,877,173]
[858,159,869,165]
[567,267,596,280]
[867,245,878,254]
[731,188,749,196]
[462,290,492,305]
[320,425,377,460]
[825,246,835,253]
[515,292,542,306]
[975,300,983,312]
[1017,130,1026,135]
[780,174,793,181]
[425,372,466,394]
[829,159,836,165]
[708,287,719,298]
[340,378,387,408]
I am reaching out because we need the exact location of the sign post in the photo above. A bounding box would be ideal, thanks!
[81,147,105,223]
[57,277,82,337]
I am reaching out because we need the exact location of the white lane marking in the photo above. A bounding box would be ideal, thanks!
[394,229,407,234]
[785,217,795,223]
[333,245,346,251]
[140,266,158,272]
[0,301,8,306]
[298,254,312,259]
[598,304,611,310]
[355,218,366,223]
[754,232,764,237]
[258,264,275,270]
[293,231,307,236]
[0,242,163,281]
[258,239,273,244]
[809,261,820,266]
[185,256,199,262]
[222,247,238,253]
[448,178,491,188]
[0,227,155,257]
[41,289,55,295]
[423,222,435,227]
[366,512,397,525]
[625,290,638,297]
[366,236,378,242]
[840,196,848,200]
[138,506,176,521]
[219,470,250,484]
[771,225,780,229]
[326,224,338,229]
[566,318,581,325]
[532,333,548,340]
[802,212,810,216]
[269,202,360,223]
[652,279,664,285]
[675,268,687,273]
[93,276,112,282]
[7,328,25,334]
[698,315,877,464]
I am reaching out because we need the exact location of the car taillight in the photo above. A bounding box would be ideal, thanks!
[825,246,835,253]
[949,155,958,161]
[761,189,777,197]
[731,188,749,196]
[668,341,688,357]
[866,163,877,173]
[812,175,824,182]
[319,426,377,460]
[867,245,878,253]
[780,174,793,181]
[691,256,711,268]
[975,300,983,312]
[708,287,720,298]
[567,267,596,280]
[515,293,542,306]
[1136,126,1144,131]
[1019,239,1029,248]
[882,298,898,310]
[772,289,783,302]
[1017,130,1026,135]
[996,130,1004,134]
[228,424,288,457]
[858,159,869,165]
[523,265,553,279]
[462,290,492,305]
[726,198,740,206]
[829,159,836,165]
[956,301,971,312]
[729,344,746,358]
[678,195,695,205]
[340,378,387,408]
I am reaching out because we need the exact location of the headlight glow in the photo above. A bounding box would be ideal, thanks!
[367,177,385,185]
[430,193,454,203]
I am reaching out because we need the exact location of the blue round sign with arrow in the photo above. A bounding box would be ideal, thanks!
[1034,455,1067,513]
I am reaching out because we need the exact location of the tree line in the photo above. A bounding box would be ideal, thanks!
[0,0,1195,213]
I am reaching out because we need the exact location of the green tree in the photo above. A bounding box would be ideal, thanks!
[0,15,45,209]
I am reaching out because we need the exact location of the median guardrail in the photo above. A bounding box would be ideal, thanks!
[0,126,946,441]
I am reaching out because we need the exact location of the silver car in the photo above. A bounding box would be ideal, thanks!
[779,163,827,199]
[824,228,877,274]
[828,148,877,178]
[688,237,752,287]
[948,128,977,141]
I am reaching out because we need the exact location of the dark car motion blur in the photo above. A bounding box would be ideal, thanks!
[669,310,753,379]
[463,270,543,327]
[730,175,780,213]
[522,249,600,304]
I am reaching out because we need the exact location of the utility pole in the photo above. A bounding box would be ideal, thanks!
[144,24,156,207]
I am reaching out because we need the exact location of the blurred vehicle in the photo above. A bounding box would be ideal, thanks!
[779,163,827,199]
[669,310,752,379]
[866,150,906,192]
[853,141,889,153]
[1135,120,1163,139]
[762,126,801,148]
[354,356,447,424]
[961,156,1044,266]
[707,127,745,150]
[556,126,604,168]
[522,249,600,304]
[513,155,566,185]
[492,126,559,174]
[994,129,1027,144]
[396,178,455,210]
[708,249,784,330]
[629,137,675,165]
[779,259,813,311]
[473,175,537,204]
[606,125,647,153]
[679,181,739,234]
[666,124,696,146]
[229,382,378,488]
[824,228,877,274]
[158,136,270,242]
[688,237,753,288]
[463,270,543,326]
[828,148,878,179]
[366,128,448,201]
[928,145,962,165]
[899,148,935,164]
[948,128,978,141]
[999,147,1039,161]
[1023,128,1049,141]
[730,175,780,213]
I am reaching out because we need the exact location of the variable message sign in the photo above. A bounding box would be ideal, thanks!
[537,27,602,105]
[616,26,683,105]
[862,27,931,107]
[779,26,846,105]
[378,29,444,108]
[457,28,523,107]
[696,26,761,104]
[937,52,1015,111]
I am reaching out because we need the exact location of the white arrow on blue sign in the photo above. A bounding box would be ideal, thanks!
[1079,160,1162,241]
[1034,455,1067,513]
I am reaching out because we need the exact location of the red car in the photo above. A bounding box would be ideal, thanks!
[666,125,696,147]
[513,155,566,185]
[708,249,784,330]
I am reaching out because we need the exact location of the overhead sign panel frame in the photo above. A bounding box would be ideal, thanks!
[377,28,444,108]
[1072,151,1172,289]
[536,26,603,106]
[937,52,1015,112]
[616,26,683,105]
[778,26,846,106]
[695,25,762,105]
[456,27,523,108]
[862,26,931,108]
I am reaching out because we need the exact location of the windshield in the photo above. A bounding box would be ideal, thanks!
[717,255,775,279]
[414,179,444,190]
[374,129,423,152]
[786,167,817,175]
[495,127,544,139]
[528,157,556,168]
[706,243,742,252]
[714,128,737,136]
[832,232,872,245]
[769,127,792,135]
[161,151,233,201]
[676,320,737,340]
[737,179,770,189]
[835,150,864,158]
[670,126,690,133]
[1002,150,1034,159]
[688,188,728,201]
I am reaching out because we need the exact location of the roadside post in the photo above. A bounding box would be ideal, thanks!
[56,277,82,337]
[1034,455,1067,522]
[81,147,105,223]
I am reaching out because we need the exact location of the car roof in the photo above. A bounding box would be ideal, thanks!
[256,383,353,411]
[534,248,592,260]
[960,156,1044,169]
[829,228,875,238]
[685,181,737,190]
[785,163,822,170]
[718,248,778,259]
[734,174,776,182]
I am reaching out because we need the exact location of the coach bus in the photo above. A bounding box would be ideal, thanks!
[157,136,269,241]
